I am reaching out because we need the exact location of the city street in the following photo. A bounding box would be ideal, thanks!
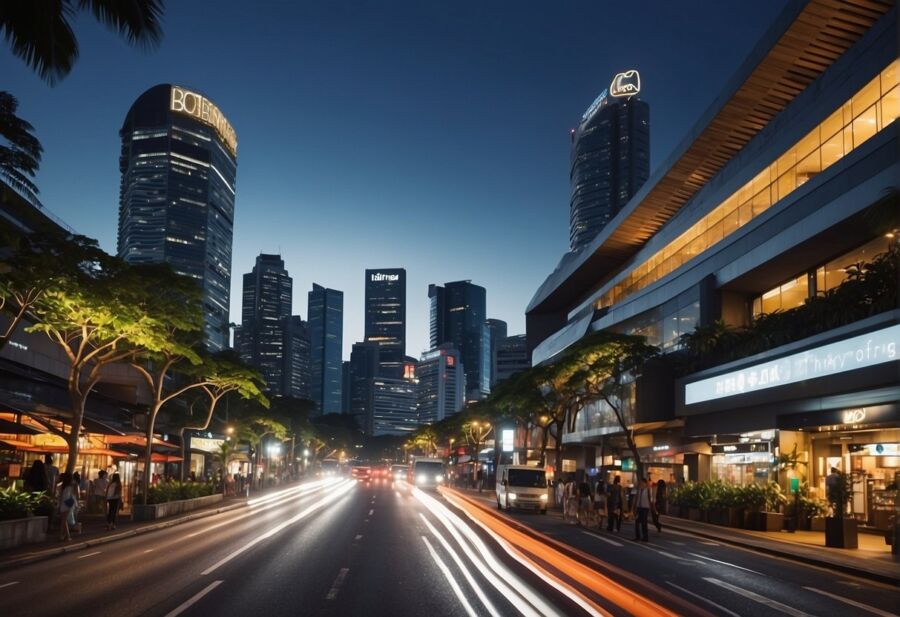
[1,480,896,617]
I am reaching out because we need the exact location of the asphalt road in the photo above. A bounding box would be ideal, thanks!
[465,490,899,617]
[1,480,896,617]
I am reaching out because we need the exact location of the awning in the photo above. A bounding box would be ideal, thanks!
[0,438,66,453]
[80,447,128,458]
[151,453,183,463]
[107,435,179,449]
[0,417,42,435]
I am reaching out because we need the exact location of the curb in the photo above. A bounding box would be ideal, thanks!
[0,500,249,571]
[660,519,899,587]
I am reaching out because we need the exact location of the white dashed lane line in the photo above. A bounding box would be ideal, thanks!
[326,568,350,600]
[164,580,223,617]
[77,551,102,559]
[0,581,19,589]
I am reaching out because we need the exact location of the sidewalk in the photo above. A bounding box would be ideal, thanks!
[660,515,899,585]
[0,481,301,570]
[450,487,899,585]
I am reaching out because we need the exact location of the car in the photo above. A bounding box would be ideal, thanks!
[390,464,408,483]
[496,465,548,514]
[409,459,445,491]
[351,466,371,481]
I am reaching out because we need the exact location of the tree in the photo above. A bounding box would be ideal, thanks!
[460,411,493,491]
[560,332,658,482]
[0,228,105,352]
[406,426,439,457]
[0,91,42,202]
[28,258,164,475]
[237,415,289,490]
[0,0,164,85]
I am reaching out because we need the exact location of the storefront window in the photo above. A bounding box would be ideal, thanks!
[817,236,892,293]
[752,275,809,318]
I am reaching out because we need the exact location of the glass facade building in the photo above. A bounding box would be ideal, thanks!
[364,268,406,378]
[569,90,649,252]
[428,281,489,400]
[117,84,237,351]
[308,284,343,415]
[283,315,311,400]
[485,318,507,387]
[416,345,465,424]
[348,341,380,429]
[369,378,418,437]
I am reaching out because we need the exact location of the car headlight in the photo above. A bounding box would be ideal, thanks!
[508,493,517,500]
[540,494,548,501]
[416,474,427,484]
[435,474,443,482]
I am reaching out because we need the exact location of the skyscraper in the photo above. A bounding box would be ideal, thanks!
[417,345,465,424]
[348,341,380,427]
[282,315,311,400]
[429,280,489,401]
[493,334,529,386]
[368,378,418,436]
[364,268,406,378]
[237,254,292,394]
[308,284,343,415]
[117,84,238,350]
[485,318,508,387]
[569,70,649,251]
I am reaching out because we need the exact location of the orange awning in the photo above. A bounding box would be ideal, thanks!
[151,453,183,463]
[0,439,66,453]
[107,435,178,449]
[80,447,128,458]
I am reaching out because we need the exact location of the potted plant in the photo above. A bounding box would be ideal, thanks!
[825,471,858,549]
[740,483,765,529]
[759,481,786,532]
[722,483,744,527]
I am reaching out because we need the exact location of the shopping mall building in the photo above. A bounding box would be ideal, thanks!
[526,0,898,531]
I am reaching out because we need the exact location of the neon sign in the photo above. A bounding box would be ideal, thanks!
[842,408,867,424]
[610,70,641,97]
[170,86,237,156]
[370,273,400,282]
[685,324,899,405]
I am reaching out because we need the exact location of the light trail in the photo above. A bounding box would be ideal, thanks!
[200,479,355,576]
[421,536,480,617]
[442,488,700,617]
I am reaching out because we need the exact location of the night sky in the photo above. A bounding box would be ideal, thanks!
[1,1,786,359]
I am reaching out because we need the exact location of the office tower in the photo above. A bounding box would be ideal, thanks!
[308,284,343,414]
[117,84,238,350]
[485,318,507,386]
[429,280,489,400]
[368,378,418,436]
[237,254,292,394]
[417,345,465,424]
[569,70,649,251]
[283,315,311,400]
[348,341,380,426]
[493,334,529,385]
[364,268,406,378]
[341,362,351,415]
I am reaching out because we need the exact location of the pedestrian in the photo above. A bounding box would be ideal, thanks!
[825,466,842,515]
[43,454,59,496]
[652,479,667,532]
[23,459,47,493]
[594,480,608,530]
[58,473,79,541]
[91,470,109,514]
[555,478,565,508]
[632,477,652,542]
[105,473,123,530]
[607,475,624,533]
[564,476,577,523]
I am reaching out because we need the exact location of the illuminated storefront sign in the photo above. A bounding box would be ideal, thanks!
[191,437,225,453]
[842,408,867,424]
[609,70,641,97]
[581,88,609,122]
[370,273,399,282]
[685,324,899,405]
[170,86,237,156]
[501,429,514,453]
[711,442,769,454]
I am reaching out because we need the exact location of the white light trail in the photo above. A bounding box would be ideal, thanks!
[421,536,480,617]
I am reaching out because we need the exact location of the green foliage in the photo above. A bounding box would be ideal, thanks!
[0,487,50,521]
[668,480,785,512]
[0,91,42,202]
[826,471,853,518]
[146,481,215,505]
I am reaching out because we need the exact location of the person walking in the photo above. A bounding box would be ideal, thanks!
[23,459,47,493]
[594,480,608,531]
[632,477,652,542]
[105,473,123,530]
[577,479,592,526]
[57,473,78,541]
[607,476,624,533]
[652,479,667,532]
[91,470,109,514]
[43,454,59,497]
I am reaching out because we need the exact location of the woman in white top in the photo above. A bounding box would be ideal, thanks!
[57,473,78,541]
[105,473,123,530]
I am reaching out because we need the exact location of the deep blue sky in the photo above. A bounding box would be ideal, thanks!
[2,1,786,359]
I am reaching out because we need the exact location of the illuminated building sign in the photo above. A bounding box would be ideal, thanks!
[711,443,769,454]
[170,86,237,156]
[609,70,641,97]
[370,273,400,282]
[502,429,514,453]
[685,324,899,405]
[842,408,866,424]
[581,88,609,122]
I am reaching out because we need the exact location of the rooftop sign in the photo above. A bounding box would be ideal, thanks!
[685,324,899,405]
[610,70,641,97]
[370,273,400,282]
[170,86,237,156]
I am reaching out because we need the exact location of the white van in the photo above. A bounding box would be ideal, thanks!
[496,465,548,514]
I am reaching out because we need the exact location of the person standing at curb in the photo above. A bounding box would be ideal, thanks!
[105,473,122,530]
[91,470,109,514]
[607,476,623,533]
[632,477,652,542]
[652,479,667,532]
[57,473,78,541]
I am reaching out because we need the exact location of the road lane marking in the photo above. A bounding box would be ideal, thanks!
[201,480,355,576]
[164,580,223,617]
[668,541,685,546]
[581,531,623,547]
[666,582,740,617]
[326,568,350,600]
[702,577,814,617]
[144,549,154,553]
[688,552,764,576]
[803,586,897,616]
[699,541,720,546]
[421,536,479,617]
[0,581,19,589]
[630,541,686,560]
[369,509,374,515]
[77,551,101,559]
[354,534,363,541]
[419,514,501,617]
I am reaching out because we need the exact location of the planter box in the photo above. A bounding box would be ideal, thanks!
[811,516,827,532]
[132,493,223,521]
[743,511,760,530]
[759,512,784,532]
[727,507,745,528]
[677,506,689,519]
[825,517,858,549]
[688,507,703,522]
[0,516,48,550]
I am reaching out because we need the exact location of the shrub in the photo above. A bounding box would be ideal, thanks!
[147,481,216,504]
[0,487,49,521]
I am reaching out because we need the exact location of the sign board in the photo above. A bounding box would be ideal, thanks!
[170,86,237,156]
[711,442,770,454]
[501,429,515,453]
[610,70,641,97]
[685,324,899,405]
